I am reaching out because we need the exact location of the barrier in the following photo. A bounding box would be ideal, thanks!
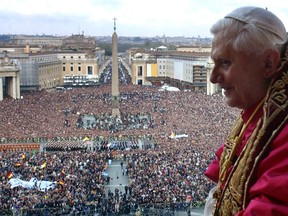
[2,202,205,216]
[0,143,40,152]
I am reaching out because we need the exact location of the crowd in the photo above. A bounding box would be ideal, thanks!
[0,84,237,144]
[126,146,213,207]
[0,151,108,215]
[0,83,239,214]
[77,112,153,132]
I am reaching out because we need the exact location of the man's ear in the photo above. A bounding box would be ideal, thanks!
[263,49,281,78]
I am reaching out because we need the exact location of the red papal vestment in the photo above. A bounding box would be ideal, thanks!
[205,103,288,215]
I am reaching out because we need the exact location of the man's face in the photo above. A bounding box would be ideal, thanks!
[210,43,268,110]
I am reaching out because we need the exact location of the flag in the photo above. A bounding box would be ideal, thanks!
[112,149,117,157]
[22,153,26,159]
[40,162,47,169]
[169,131,175,139]
[59,180,64,185]
[104,162,108,169]
[83,136,90,142]
[7,171,13,179]
[61,169,65,178]
[15,162,21,167]
[186,195,193,202]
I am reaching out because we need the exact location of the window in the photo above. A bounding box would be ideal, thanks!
[137,79,143,85]
[78,66,81,72]
[63,66,66,71]
[71,66,73,71]
[137,66,143,76]
[87,66,93,75]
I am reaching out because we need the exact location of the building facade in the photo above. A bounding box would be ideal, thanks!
[127,49,210,91]
[176,45,212,53]
[11,35,63,47]
[58,52,98,78]
[0,54,20,100]
[0,51,98,92]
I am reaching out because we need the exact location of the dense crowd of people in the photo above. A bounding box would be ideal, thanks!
[0,151,108,215]
[0,84,237,144]
[77,112,153,132]
[0,84,239,215]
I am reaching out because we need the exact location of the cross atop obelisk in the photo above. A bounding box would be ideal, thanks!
[113,17,117,31]
[111,17,120,117]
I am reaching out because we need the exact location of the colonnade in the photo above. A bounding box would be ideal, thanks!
[0,58,20,101]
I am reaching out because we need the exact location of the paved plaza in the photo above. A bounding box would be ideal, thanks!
[104,159,130,196]
[104,160,204,216]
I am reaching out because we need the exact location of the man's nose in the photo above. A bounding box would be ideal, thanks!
[210,67,222,84]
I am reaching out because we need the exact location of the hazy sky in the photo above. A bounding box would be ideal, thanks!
[1,0,288,37]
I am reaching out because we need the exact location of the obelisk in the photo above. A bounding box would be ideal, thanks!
[111,18,120,117]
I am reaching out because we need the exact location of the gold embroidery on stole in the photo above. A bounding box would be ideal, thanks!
[213,63,288,216]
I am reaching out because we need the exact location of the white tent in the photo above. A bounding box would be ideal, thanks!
[159,85,180,92]
[157,45,168,51]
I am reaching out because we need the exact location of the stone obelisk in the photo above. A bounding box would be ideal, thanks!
[111,18,120,117]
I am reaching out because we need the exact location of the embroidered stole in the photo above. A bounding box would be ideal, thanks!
[213,56,288,215]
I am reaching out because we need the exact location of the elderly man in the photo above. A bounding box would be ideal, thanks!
[205,6,288,216]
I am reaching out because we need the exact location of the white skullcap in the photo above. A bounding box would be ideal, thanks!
[225,6,287,41]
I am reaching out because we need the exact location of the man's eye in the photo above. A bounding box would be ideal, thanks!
[221,60,231,69]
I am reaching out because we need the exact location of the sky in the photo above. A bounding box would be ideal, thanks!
[1,0,288,37]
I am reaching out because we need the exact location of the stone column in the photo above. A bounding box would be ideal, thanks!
[16,73,20,99]
[0,77,3,101]
[12,76,16,99]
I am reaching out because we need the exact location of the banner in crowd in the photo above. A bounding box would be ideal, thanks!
[169,131,189,139]
[8,177,56,192]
